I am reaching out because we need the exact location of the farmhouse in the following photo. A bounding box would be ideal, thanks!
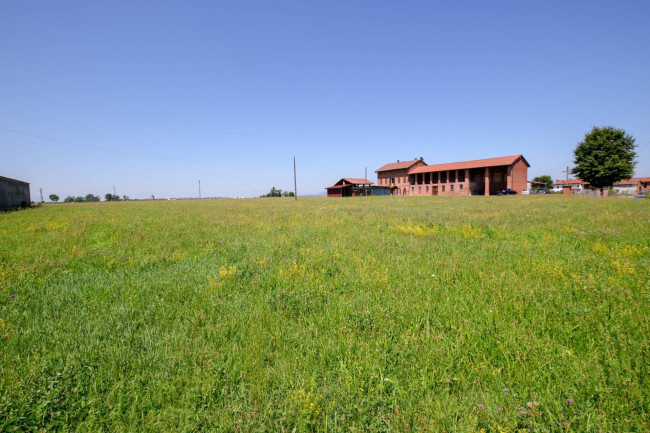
[552,179,589,193]
[406,154,529,196]
[375,158,427,196]
[613,177,650,195]
[0,176,31,211]
[326,178,375,197]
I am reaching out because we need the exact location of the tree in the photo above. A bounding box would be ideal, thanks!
[572,126,637,191]
[105,193,114,202]
[74,196,84,202]
[64,196,74,203]
[261,187,283,197]
[532,175,552,189]
[49,194,59,202]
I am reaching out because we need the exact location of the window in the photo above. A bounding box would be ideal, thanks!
[449,170,456,183]
[458,170,465,182]
[460,184,464,190]
[424,173,430,184]
[450,185,454,192]
[390,177,395,185]
[418,187,421,193]
[426,186,429,192]
[411,187,414,192]
[442,185,445,192]
[432,172,438,183]
[440,171,447,183]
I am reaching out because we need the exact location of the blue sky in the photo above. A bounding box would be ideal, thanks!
[2,0,649,199]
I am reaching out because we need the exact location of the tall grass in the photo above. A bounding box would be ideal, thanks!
[1,196,648,432]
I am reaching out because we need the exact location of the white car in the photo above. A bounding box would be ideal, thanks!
[521,189,531,195]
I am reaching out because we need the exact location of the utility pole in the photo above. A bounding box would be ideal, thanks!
[113,185,116,197]
[198,180,201,199]
[365,167,368,196]
[40,188,43,203]
[562,165,570,185]
[293,157,297,201]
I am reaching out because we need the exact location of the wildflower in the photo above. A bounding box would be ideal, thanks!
[9,295,16,298]
[50,291,55,294]
[56,372,62,377]
[520,407,525,415]
[526,402,533,408]
[497,407,503,412]
[477,404,484,409]
[566,398,573,404]
[503,388,508,392]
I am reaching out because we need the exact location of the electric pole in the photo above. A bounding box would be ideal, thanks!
[39,188,43,203]
[365,167,368,196]
[113,185,116,197]
[198,180,201,199]
[562,165,570,185]
[293,157,297,201]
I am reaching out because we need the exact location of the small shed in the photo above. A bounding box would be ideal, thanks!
[326,178,374,197]
[0,176,31,210]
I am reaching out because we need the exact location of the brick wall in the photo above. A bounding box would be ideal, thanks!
[510,158,528,194]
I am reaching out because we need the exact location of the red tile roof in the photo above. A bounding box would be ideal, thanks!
[326,178,374,189]
[409,155,528,174]
[614,177,650,186]
[342,178,374,185]
[376,159,425,172]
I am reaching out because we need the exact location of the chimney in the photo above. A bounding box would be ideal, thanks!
[397,160,400,163]
[420,157,423,160]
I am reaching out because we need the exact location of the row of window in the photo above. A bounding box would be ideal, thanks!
[411,170,467,185]
[411,184,464,193]
[378,177,407,185]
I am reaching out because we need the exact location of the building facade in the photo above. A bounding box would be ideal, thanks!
[0,176,31,210]
[552,179,589,193]
[405,155,529,196]
[613,177,650,195]
[375,158,427,196]
[326,178,375,197]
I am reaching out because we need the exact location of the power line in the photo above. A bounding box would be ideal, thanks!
[0,126,290,166]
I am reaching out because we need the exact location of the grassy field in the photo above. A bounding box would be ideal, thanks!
[0,196,648,432]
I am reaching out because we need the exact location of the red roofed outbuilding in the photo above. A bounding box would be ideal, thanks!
[326,178,374,197]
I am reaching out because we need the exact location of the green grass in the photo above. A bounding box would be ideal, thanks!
[1,196,648,432]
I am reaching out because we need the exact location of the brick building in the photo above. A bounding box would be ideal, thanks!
[375,155,529,196]
[375,158,427,196]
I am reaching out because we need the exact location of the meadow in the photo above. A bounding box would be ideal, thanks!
[0,196,648,432]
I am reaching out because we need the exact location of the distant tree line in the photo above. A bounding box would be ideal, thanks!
[104,193,121,201]
[49,192,130,203]
[62,194,100,203]
[261,187,294,197]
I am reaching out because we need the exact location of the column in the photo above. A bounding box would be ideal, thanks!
[484,167,490,195]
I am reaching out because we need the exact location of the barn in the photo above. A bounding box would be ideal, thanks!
[0,176,31,210]
[326,178,374,197]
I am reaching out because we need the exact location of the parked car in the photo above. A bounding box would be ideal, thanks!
[521,189,531,194]
[497,188,517,195]
[536,188,549,194]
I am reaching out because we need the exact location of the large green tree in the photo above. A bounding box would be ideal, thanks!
[572,126,636,190]
[49,194,59,202]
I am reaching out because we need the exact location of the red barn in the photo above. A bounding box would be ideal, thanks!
[326,178,373,197]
